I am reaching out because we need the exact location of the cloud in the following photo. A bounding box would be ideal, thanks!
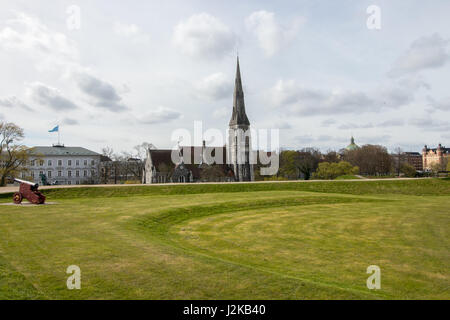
[213,107,229,119]
[113,22,149,43]
[173,13,236,59]
[409,117,450,132]
[139,106,182,124]
[269,78,422,116]
[26,82,78,111]
[388,33,449,77]
[338,122,374,130]
[62,118,79,125]
[321,119,336,127]
[294,134,348,145]
[378,119,405,127]
[0,12,78,70]
[195,72,233,101]
[362,135,392,144]
[0,96,33,111]
[427,96,450,111]
[246,10,303,57]
[75,72,128,112]
[269,80,376,116]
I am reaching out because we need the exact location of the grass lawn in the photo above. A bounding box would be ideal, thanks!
[0,179,448,300]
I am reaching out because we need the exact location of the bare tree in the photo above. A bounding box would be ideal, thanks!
[0,122,30,186]
[393,147,405,176]
[345,144,392,176]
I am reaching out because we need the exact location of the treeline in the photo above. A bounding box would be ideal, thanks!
[99,143,150,184]
[261,144,420,181]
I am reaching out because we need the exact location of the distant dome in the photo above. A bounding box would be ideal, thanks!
[345,137,360,151]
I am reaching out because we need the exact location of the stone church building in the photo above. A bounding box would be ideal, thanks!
[143,57,254,184]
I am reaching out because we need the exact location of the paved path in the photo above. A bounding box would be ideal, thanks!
[0,178,426,194]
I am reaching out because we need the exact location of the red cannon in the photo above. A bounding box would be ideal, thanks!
[13,178,46,204]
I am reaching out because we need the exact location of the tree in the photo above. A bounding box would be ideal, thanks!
[393,147,405,176]
[279,150,298,179]
[200,165,226,181]
[313,161,359,180]
[297,148,321,180]
[100,146,114,184]
[0,122,30,186]
[400,163,416,177]
[278,148,321,180]
[344,144,392,176]
[323,150,340,163]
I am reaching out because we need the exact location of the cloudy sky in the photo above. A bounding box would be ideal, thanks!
[0,0,449,154]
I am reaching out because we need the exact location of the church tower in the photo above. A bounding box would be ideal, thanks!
[228,57,254,181]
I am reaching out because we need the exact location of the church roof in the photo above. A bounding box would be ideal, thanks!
[229,57,250,127]
[345,137,360,151]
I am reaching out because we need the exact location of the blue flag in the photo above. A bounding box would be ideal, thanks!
[48,125,59,133]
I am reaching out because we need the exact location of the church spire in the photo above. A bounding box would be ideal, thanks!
[229,56,250,127]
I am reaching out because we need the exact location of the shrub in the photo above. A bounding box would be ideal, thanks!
[313,161,359,180]
[400,163,416,177]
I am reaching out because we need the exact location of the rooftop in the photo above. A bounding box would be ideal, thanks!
[30,146,100,157]
[345,137,360,151]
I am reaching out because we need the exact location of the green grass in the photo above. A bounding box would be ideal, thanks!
[0,179,448,299]
[335,175,362,180]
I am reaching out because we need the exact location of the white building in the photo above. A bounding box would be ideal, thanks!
[25,145,101,185]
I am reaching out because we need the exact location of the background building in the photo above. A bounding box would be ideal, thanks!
[26,145,101,185]
[403,152,423,171]
[422,144,450,171]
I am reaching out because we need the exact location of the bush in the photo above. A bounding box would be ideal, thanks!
[313,161,359,180]
[400,163,416,177]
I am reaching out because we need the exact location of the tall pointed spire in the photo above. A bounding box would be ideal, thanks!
[229,56,250,127]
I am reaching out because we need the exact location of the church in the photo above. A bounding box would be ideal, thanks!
[142,57,254,184]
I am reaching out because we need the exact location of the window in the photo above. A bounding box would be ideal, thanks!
[40,160,44,166]
[76,160,80,166]
[31,172,35,178]
[58,171,62,177]
[68,160,72,166]
[39,171,43,176]
[76,181,80,185]
[84,170,87,177]
[68,171,72,177]
[91,170,95,177]
[84,160,88,166]
[76,170,80,177]
[31,160,35,166]
[68,181,72,185]
[48,160,52,166]
[58,160,62,166]
[91,160,95,166]
[48,171,52,178]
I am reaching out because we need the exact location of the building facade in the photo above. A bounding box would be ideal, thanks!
[404,152,423,171]
[143,145,234,184]
[422,144,450,170]
[25,145,101,185]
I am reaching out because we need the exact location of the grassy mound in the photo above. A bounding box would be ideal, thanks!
[0,179,448,299]
[0,178,448,202]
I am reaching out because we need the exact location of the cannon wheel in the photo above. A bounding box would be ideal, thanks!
[13,192,23,204]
